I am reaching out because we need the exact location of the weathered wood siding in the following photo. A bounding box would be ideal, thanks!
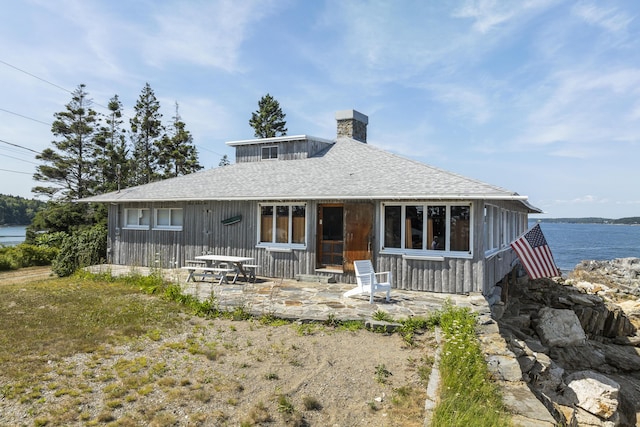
[107,200,318,279]
[106,198,529,295]
[235,139,333,163]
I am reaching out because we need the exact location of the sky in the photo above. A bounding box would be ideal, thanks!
[1,0,639,219]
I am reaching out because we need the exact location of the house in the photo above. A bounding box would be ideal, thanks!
[81,109,541,295]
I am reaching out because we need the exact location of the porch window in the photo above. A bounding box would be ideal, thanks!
[261,146,278,160]
[382,203,472,256]
[124,208,150,229]
[259,203,306,247]
[484,205,528,255]
[154,208,183,230]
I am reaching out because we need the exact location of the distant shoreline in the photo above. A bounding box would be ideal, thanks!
[531,217,640,225]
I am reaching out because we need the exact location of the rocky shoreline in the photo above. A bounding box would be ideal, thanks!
[483,257,640,426]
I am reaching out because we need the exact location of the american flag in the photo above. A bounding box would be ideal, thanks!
[510,224,560,279]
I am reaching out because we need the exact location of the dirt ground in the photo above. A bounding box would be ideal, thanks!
[0,267,434,426]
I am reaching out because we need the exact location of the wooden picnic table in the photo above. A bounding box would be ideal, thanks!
[194,254,255,284]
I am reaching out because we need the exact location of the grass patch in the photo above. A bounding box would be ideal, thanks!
[0,274,185,382]
[431,303,511,427]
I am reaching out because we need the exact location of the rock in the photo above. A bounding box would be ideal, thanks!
[364,319,402,333]
[501,382,557,426]
[592,341,640,372]
[487,354,522,381]
[536,307,587,347]
[564,370,620,421]
[517,355,536,373]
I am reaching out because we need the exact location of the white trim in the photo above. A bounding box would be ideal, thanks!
[380,202,473,258]
[402,254,446,261]
[257,202,307,247]
[153,207,183,231]
[226,134,334,146]
[123,208,150,230]
[261,246,295,253]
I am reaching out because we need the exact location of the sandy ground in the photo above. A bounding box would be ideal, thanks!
[0,267,434,426]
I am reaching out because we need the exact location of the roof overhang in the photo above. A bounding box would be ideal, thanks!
[225,134,334,146]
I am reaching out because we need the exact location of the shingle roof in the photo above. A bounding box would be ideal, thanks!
[80,137,540,212]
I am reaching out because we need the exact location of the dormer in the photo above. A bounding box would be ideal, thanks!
[225,109,368,163]
[226,135,334,163]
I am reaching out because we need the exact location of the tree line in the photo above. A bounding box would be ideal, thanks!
[0,194,44,225]
[33,85,288,203]
[33,83,203,201]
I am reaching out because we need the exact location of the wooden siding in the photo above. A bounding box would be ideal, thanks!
[106,198,529,295]
[235,139,333,163]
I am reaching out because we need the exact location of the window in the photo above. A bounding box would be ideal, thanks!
[261,146,278,160]
[154,208,183,230]
[483,204,528,254]
[259,203,306,246]
[124,208,150,229]
[382,203,472,256]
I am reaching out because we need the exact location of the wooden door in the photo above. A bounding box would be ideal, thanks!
[343,203,374,273]
[317,205,344,269]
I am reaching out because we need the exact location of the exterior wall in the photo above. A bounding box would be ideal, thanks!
[106,198,529,295]
[235,139,333,163]
[480,199,530,296]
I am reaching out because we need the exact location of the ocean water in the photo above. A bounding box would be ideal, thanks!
[0,225,27,246]
[534,222,640,273]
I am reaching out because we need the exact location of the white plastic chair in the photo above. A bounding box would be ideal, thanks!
[343,260,391,304]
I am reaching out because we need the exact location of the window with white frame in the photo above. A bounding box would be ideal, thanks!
[484,204,529,254]
[382,203,471,255]
[124,208,150,229]
[154,208,183,230]
[261,146,278,160]
[259,203,306,246]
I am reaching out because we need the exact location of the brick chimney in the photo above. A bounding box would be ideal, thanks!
[335,109,368,143]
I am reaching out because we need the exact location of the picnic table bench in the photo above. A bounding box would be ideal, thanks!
[181,263,236,285]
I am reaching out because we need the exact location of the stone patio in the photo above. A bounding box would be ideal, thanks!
[86,264,490,321]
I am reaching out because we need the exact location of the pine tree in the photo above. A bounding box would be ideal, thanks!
[33,84,98,200]
[219,154,231,167]
[130,83,163,185]
[94,95,128,193]
[249,93,287,138]
[157,102,202,178]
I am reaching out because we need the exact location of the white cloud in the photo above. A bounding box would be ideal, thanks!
[572,2,633,33]
[142,0,281,72]
[453,0,559,33]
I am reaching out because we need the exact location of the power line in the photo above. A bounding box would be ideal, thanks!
[0,107,51,127]
[1,153,38,165]
[0,59,72,94]
[0,139,40,154]
[0,167,32,175]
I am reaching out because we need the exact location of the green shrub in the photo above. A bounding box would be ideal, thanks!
[52,225,107,277]
[0,244,59,271]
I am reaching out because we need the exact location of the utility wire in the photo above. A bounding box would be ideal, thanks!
[1,153,38,165]
[0,167,32,175]
[0,60,72,94]
[0,107,51,127]
[0,139,40,154]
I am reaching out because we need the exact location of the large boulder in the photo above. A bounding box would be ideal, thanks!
[564,371,621,423]
[536,307,587,347]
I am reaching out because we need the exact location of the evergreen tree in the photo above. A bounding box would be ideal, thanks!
[219,154,231,167]
[249,93,287,138]
[157,102,202,178]
[94,95,128,193]
[33,84,98,200]
[130,83,163,185]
